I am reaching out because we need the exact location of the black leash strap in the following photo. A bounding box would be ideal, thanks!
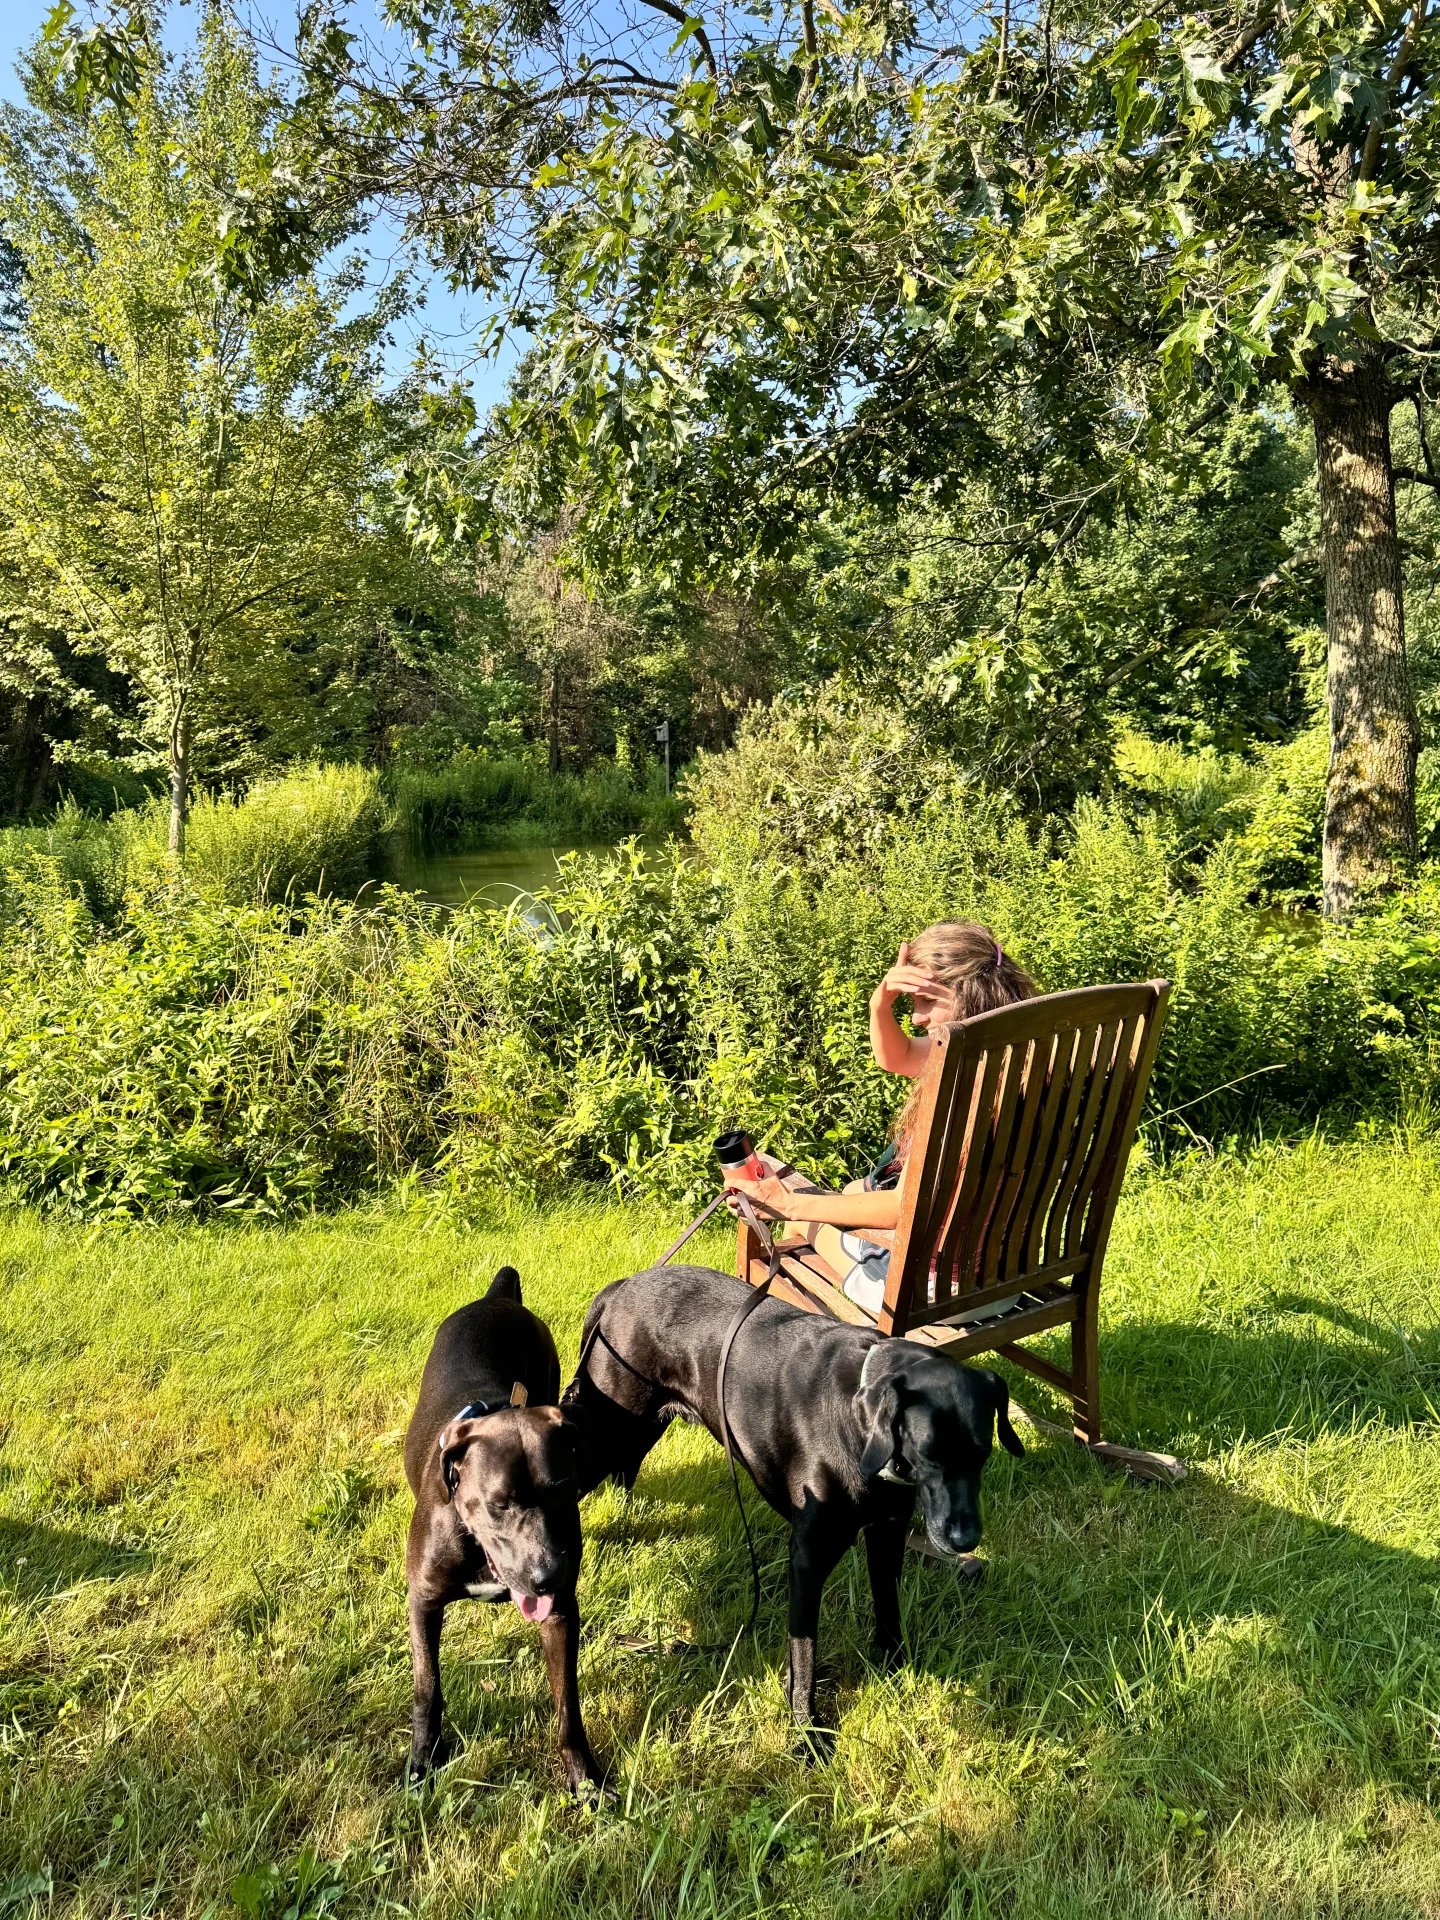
[582,1184,793,1651]
[654,1189,730,1266]
[713,1191,786,1641]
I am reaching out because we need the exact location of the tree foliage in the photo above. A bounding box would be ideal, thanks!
[0,10,447,851]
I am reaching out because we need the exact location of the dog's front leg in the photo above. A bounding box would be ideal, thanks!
[540,1599,603,1792]
[407,1595,447,1775]
[785,1513,852,1730]
[863,1516,908,1667]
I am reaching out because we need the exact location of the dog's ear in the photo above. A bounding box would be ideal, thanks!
[975,1368,1025,1457]
[487,1266,522,1303]
[855,1355,912,1483]
[509,1381,529,1408]
[435,1422,475,1503]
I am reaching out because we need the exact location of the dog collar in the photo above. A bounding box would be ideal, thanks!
[452,1400,496,1423]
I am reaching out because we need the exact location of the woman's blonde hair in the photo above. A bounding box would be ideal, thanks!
[893,921,1037,1148]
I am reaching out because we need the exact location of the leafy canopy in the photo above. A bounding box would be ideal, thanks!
[0,9,448,792]
[274,0,1440,585]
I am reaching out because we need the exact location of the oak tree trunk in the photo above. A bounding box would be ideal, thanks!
[168,709,191,861]
[1301,360,1418,921]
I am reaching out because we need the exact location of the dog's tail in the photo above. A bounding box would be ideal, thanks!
[485,1265,522,1303]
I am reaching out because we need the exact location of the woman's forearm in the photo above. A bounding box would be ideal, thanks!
[870,991,909,1073]
[870,992,929,1077]
[792,1187,903,1232]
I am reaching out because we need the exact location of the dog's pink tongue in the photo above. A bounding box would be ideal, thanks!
[516,1593,555,1624]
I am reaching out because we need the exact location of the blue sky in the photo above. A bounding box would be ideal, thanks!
[0,0,524,407]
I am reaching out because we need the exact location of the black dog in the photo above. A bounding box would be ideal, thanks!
[403,1267,602,1791]
[562,1264,1023,1728]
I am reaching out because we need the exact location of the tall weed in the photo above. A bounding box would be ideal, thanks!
[0,764,389,914]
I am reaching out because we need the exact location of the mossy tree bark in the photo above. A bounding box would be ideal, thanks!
[1300,358,1418,922]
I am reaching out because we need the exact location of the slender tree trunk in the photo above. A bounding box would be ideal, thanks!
[1300,359,1418,921]
[548,665,562,775]
[168,709,191,860]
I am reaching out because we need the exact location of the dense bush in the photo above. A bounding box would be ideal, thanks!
[390,750,687,849]
[0,764,389,914]
[4,782,1440,1217]
[154,764,390,902]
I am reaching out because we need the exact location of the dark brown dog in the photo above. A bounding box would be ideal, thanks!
[402,1266,601,1791]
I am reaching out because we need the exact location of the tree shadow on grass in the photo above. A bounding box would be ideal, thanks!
[0,1517,154,1605]
[1087,1293,1440,1448]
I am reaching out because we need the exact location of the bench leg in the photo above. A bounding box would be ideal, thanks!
[1065,1288,1187,1481]
[1070,1285,1103,1447]
[736,1214,764,1285]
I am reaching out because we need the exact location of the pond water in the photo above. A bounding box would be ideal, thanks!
[382,841,597,909]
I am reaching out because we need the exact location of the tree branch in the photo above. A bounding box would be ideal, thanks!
[1415,396,1438,482]
[1393,464,1440,489]
[1359,0,1429,183]
[1222,2,1279,70]
[989,0,1010,101]
[636,0,718,79]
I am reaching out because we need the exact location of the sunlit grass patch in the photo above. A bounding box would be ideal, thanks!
[2,1141,1439,1915]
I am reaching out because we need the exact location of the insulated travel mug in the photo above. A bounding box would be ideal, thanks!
[714,1130,765,1183]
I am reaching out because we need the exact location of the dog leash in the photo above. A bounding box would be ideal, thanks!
[652,1189,730,1265]
[712,1190,784,1640]
[575,1185,788,1649]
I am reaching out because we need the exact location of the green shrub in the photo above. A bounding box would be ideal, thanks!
[0,764,390,917]
[1110,732,1262,864]
[391,750,686,849]
[0,798,133,917]
[158,763,390,903]
[5,790,1440,1218]
[684,698,958,873]
[1234,727,1328,904]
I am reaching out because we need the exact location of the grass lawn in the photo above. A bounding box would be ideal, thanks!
[1,1135,1439,1918]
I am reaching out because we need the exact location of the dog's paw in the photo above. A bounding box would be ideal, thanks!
[403,1743,448,1786]
[794,1721,837,1767]
[563,1751,612,1800]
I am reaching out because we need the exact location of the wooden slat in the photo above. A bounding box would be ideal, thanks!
[1018,1023,1093,1272]
[1064,989,1169,1281]
[1063,1014,1140,1262]
[1044,1018,1121,1266]
[777,1252,877,1326]
[981,1032,1055,1286]
[923,1040,1007,1311]
[879,1025,969,1331]
[904,1031,982,1309]
[902,1260,1081,1329]
[746,1261,834,1316]
[950,1043,1028,1296]
[905,1291,1080,1358]
[995,1341,1074,1394]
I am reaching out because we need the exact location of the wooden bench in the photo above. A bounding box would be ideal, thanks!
[737,980,1184,1481]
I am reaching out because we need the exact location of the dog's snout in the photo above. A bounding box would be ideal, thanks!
[529,1561,563,1596]
[946,1519,982,1554]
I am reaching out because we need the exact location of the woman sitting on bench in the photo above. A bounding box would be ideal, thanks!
[724,920,1036,1313]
